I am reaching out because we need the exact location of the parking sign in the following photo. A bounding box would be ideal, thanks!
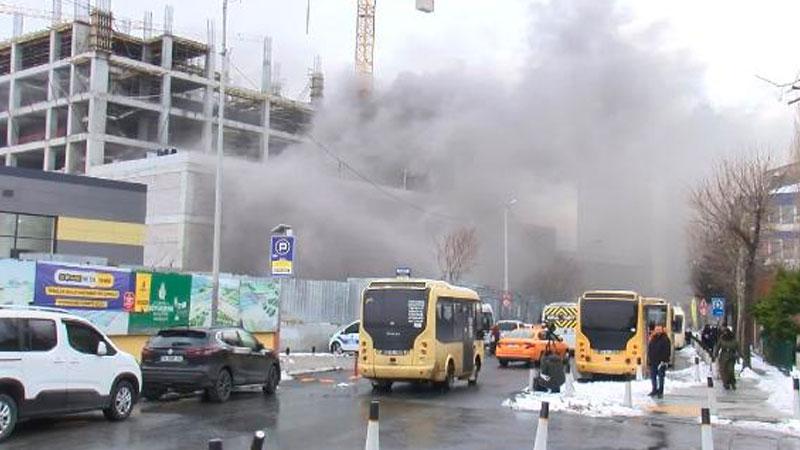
[711,297,725,318]
[270,236,295,276]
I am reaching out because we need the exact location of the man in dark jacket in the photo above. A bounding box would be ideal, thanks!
[534,347,566,393]
[647,326,671,398]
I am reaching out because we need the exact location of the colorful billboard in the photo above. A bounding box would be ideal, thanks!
[0,259,35,306]
[189,275,241,327]
[239,277,279,332]
[128,272,192,333]
[34,262,134,310]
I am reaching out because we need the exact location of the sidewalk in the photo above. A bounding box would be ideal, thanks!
[504,345,800,436]
[279,352,354,379]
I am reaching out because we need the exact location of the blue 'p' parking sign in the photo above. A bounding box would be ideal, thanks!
[711,297,725,318]
[270,236,295,276]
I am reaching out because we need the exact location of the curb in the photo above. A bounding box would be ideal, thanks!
[287,366,344,377]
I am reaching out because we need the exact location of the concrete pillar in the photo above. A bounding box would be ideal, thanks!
[158,36,173,147]
[85,54,109,169]
[43,30,58,170]
[7,43,20,148]
[5,153,16,166]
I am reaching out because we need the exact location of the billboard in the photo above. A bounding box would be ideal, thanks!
[34,262,134,310]
[189,275,241,327]
[0,259,35,306]
[128,272,192,333]
[239,277,280,332]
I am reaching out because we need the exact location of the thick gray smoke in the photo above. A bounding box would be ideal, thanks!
[220,0,790,303]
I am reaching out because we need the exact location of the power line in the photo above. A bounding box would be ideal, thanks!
[306,133,464,223]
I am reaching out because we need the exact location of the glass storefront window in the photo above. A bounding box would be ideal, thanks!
[16,215,54,239]
[0,212,55,258]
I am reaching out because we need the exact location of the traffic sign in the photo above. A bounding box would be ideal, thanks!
[502,291,512,307]
[270,235,295,276]
[699,298,708,317]
[711,297,725,318]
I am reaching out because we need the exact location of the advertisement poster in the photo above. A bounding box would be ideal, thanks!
[189,275,241,327]
[0,259,35,305]
[34,262,134,310]
[128,272,191,333]
[134,272,152,313]
[239,277,280,332]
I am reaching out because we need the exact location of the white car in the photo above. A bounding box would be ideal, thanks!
[0,306,142,442]
[328,320,360,354]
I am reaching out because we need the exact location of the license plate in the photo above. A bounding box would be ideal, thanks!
[381,350,406,356]
[597,350,619,355]
[506,344,518,348]
[160,355,184,362]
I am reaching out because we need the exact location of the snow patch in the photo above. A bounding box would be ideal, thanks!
[281,371,294,381]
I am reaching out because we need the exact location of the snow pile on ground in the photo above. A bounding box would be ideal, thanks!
[504,364,700,418]
[741,354,795,414]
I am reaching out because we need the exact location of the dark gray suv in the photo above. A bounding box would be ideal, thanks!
[140,327,280,403]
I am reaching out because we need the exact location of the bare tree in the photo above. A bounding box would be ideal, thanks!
[690,151,774,366]
[436,227,480,283]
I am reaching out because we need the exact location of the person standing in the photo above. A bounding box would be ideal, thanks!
[534,347,566,393]
[714,327,740,390]
[647,325,671,398]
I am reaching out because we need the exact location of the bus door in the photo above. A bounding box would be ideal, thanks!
[461,302,474,374]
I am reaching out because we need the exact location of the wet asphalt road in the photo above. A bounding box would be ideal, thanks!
[5,355,800,450]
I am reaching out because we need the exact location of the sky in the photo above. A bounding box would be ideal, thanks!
[2,0,800,121]
[3,0,800,300]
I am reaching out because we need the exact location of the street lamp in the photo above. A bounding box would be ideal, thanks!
[503,198,517,319]
[211,0,230,326]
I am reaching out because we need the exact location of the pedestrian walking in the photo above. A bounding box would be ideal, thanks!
[647,325,671,399]
[490,325,500,355]
[714,327,739,390]
[534,347,566,393]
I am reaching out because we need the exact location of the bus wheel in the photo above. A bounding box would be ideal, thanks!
[371,381,392,392]
[468,358,480,386]
[439,361,455,392]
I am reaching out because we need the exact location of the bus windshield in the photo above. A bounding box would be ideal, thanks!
[645,305,668,330]
[580,299,638,351]
[362,288,428,351]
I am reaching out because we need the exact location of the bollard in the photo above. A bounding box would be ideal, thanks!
[636,364,643,381]
[365,400,379,450]
[794,378,800,419]
[700,407,713,450]
[623,376,632,408]
[208,438,223,450]
[706,376,716,415]
[533,401,549,450]
[354,351,360,378]
[528,366,539,392]
[694,356,701,383]
[285,347,290,356]
[563,359,575,397]
[250,430,266,450]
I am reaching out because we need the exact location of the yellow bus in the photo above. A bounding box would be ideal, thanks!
[642,297,674,366]
[358,279,487,391]
[575,290,645,379]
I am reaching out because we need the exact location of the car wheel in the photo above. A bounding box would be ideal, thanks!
[208,369,233,403]
[498,358,509,367]
[262,364,280,395]
[0,394,18,442]
[103,380,135,421]
[330,342,342,354]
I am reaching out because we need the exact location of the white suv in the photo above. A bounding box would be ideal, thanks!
[0,306,142,442]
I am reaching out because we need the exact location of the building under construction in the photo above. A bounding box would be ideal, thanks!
[0,4,317,173]
[0,4,321,273]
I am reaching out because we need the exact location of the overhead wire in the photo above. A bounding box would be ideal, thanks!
[306,133,465,223]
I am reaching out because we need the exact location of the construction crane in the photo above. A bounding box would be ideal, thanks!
[355,0,433,94]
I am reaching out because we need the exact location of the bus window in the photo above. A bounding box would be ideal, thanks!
[672,315,683,333]
[363,289,428,351]
[437,298,468,342]
[580,300,637,351]
[645,306,668,329]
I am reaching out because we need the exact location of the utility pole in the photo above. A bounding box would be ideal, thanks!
[503,198,517,320]
[211,0,228,326]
